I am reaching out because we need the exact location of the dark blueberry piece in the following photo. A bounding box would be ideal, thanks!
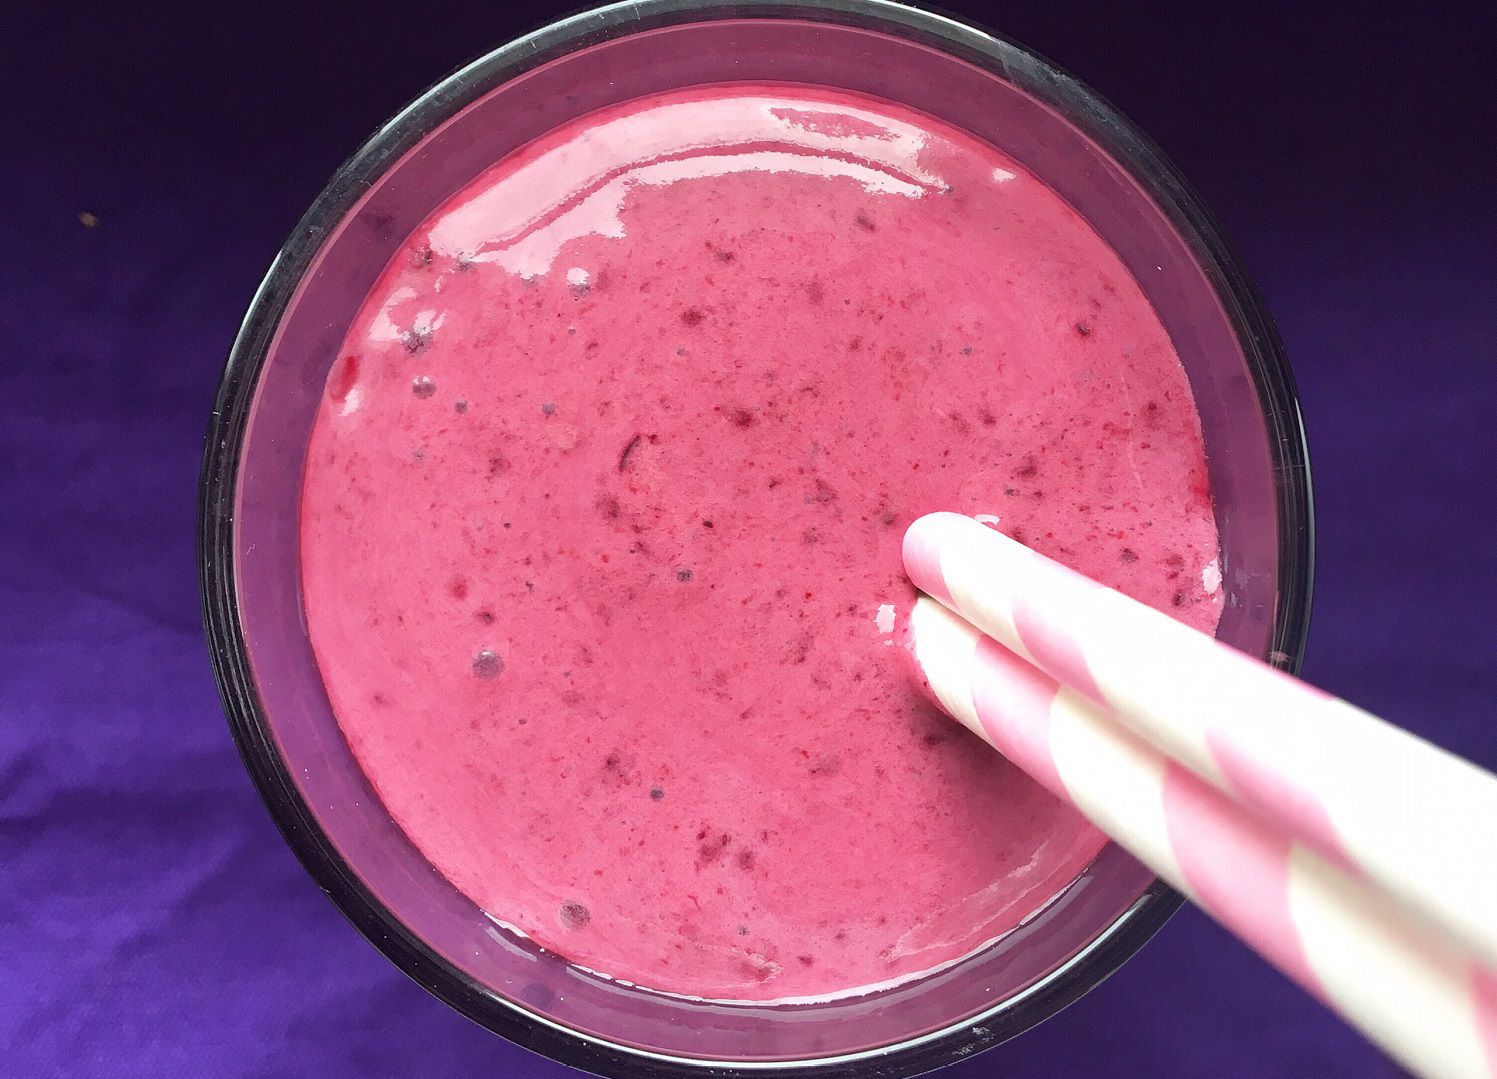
[520,983,554,1008]
[807,479,837,505]
[809,754,841,776]
[618,433,642,472]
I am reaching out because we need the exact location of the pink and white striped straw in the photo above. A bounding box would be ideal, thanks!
[908,597,1497,1079]
[904,511,1497,970]
[898,511,1497,1077]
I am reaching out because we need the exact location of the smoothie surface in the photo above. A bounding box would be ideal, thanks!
[300,85,1223,1000]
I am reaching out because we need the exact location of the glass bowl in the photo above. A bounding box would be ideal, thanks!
[199,1,1313,1075]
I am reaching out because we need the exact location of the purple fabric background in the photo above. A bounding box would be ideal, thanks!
[4,2,1494,1075]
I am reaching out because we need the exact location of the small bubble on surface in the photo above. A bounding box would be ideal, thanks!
[541,401,557,416]
[453,398,468,413]
[472,649,504,679]
[412,376,436,398]
[400,326,432,353]
[649,787,665,801]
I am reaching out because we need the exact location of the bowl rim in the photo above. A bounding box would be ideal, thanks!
[198,1,1314,1075]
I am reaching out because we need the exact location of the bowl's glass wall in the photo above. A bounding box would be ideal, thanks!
[217,8,1308,1073]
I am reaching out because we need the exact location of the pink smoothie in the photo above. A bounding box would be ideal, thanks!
[300,86,1223,1001]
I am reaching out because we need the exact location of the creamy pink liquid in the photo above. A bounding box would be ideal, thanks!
[300,86,1223,1000]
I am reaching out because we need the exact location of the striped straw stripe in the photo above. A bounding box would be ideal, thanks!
[904,511,1497,970]
[908,597,1497,1079]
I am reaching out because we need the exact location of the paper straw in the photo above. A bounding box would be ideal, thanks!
[904,511,1497,972]
[909,597,1497,1079]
